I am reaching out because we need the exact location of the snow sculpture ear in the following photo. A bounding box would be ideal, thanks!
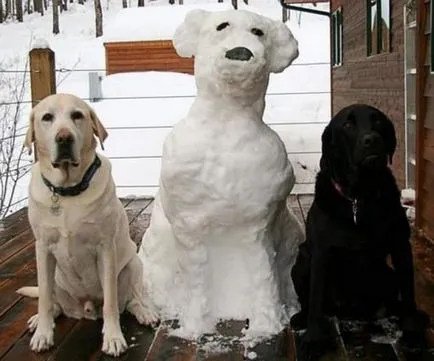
[268,20,299,73]
[173,9,210,58]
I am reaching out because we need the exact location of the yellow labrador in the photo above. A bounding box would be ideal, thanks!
[17,93,158,356]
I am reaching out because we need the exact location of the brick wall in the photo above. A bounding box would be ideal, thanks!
[330,0,406,187]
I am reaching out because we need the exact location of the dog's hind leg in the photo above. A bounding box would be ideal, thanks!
[290,254,310,330]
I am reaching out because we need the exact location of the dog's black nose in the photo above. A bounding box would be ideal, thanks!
[362,134,376,147]
[225,47,254,61]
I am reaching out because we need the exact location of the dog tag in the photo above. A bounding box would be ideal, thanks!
[352,199,358,224]
[50,193,62,216]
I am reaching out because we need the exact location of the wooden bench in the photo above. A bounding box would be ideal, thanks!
[0,195,432,360]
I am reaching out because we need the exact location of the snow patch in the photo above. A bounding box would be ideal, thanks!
[401,188,416,203]
[104,4,233,42]
[31,37,50,49]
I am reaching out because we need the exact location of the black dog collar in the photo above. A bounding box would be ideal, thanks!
[42,156,102,197]
[331,179,358,224]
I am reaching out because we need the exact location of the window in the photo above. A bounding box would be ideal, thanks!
[331,8,343,66]
[367,0,391,56]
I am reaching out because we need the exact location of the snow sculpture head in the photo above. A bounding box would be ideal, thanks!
[173,9,299,102]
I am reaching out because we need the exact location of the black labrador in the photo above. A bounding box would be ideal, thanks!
[290,104,429,359]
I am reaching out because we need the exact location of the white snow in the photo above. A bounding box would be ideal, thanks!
[138,8,305,341]
[104,3,233,42]
[31,37,50,49]
[0,0,330,211]
[401,188,416,203]
[247,351,258,360]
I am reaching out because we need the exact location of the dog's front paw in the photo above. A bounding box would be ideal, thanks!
[399,309,430,348]
[102,329,128,356]
[401,309,430,332]
[30,325,54,352]
[299,323,336,361]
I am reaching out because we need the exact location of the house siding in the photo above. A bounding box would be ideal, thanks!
[330,0,406,187]
[104,40,194,76]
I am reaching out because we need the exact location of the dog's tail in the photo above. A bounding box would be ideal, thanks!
[16,286,39,298]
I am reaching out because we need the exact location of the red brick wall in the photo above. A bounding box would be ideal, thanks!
[330,0,406,187]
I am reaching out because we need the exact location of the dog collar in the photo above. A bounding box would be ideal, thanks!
[41,155,102,197]
[331,179,358,224]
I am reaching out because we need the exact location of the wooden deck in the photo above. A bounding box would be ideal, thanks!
[0,195,433,361]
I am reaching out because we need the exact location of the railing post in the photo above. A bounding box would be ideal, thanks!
[29,47,56,107]
[29,46,56,160]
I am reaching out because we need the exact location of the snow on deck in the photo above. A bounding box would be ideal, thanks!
[104,3,233,42]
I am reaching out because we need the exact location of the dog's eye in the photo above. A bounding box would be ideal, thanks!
[71,111,84,121]
[216,22,230,31]
[42,113,53,122]
[343,121,354,129]
[251,28,264,37]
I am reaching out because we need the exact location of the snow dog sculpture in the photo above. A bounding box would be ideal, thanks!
[138,8,304,339]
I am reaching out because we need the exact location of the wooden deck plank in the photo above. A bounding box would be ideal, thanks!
[0,208,29,247]
[145,322,197,361]
[0,228,34,266]
[339,319,399,361]
[247,328,296,361]
[0,243,37,313]
[0,297,37,359]
[1,313,78,361]
[293,319,347,361]
[92,314,156,361]
[0,194,433,361]
[46,319,103,361]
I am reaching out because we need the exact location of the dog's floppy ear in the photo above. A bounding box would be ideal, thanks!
[380,111,396,164]
[268,20,299,73]
[319,124,333,170]
[24,110,35,155]
[89,107,108,150]
[173,9,210,58]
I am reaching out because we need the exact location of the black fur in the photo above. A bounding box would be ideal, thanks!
[290,104,429,360]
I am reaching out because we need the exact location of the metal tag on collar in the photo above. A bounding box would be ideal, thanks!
[352,199,358,224]
[50,192,62,216]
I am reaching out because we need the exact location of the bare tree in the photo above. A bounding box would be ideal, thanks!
[26,0,33,14]
[78,0,84,4]
[94,0,103,37]
[122,0,127,7]
[33,0,43,15]
[0,62,32,219]
[138,0,144,6]
[53,0,59,34]
[15,0,23,21]
[0,1,3,23]
[5,0,11,18]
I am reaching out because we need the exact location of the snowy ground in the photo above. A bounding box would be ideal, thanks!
[0,0,330,214]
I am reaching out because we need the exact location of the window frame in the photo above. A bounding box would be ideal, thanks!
[366,0,391,56]
[331,7,343,67]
